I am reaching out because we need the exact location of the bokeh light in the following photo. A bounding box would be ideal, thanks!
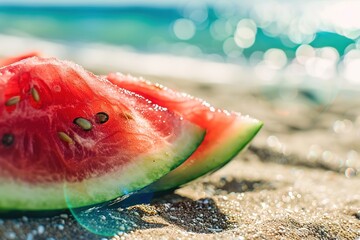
[343,49,360,84]
[263,48,287,70]
[234,19,257,49]
[172,18,196,40]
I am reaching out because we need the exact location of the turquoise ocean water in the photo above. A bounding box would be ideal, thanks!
[0,3,356,59]
[0,1,359,97]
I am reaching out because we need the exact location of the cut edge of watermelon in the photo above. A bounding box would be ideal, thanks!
[144,115,263,192]
[0,121,205,210]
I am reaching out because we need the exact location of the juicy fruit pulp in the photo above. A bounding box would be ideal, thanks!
[0,57,205,210]
[107,73,263,192]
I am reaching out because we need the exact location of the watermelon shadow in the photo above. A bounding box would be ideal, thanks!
[0,191,232,236]
[155,195,232,233]
[66,192,169,237]
[104,191,233,234]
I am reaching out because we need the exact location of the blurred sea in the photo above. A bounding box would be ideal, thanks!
[0,3,356,56]
[0,1,359,93]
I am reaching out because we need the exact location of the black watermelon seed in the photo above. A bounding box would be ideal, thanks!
[95,112,109,124]
[2,133,14,146]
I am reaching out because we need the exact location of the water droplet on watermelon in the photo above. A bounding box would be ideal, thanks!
[53,85,61,92]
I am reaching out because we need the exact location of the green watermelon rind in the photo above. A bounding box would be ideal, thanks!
[0,121,205,210]
[144,115,263,192]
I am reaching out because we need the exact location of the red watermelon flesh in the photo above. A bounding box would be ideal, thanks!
[0,57,205,210]
[107,73,263,192]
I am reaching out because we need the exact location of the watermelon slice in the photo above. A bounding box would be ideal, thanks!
[107,73,263,192]
[0,57,205,210]
[0,52,40,67]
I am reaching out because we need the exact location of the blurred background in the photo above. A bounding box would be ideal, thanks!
[0,0,359,89]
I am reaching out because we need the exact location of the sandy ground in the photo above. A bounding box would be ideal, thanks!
[0,79,359,240]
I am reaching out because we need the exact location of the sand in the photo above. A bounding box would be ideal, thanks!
[0,80,359,240]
